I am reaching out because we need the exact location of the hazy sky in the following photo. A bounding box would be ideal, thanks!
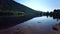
[14,0,60,12]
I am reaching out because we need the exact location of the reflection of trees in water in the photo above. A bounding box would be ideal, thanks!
[45,15,60,21]
[52,16,60,21]
[44,9,60,21]
[51,9,60,20]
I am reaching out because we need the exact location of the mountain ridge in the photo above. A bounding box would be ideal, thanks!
[0,0,36,11]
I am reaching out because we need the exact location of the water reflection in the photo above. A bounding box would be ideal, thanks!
[47,15,60,22]
[0,16,60,34]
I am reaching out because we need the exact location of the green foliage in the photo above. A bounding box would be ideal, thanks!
[0,10,26,17]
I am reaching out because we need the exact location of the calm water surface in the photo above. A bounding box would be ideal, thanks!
[0,16,60,34]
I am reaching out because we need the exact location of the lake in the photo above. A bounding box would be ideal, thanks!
[0,16,60,34]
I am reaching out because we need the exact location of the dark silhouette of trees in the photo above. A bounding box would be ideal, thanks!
[53,9,60,16]
[52,9,60,19]
[44,9,60,19]
[39,9,60,19]
[46,11,49,16]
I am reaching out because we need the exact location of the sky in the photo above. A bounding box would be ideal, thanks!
[14,0,60,12]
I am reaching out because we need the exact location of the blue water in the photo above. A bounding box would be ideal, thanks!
[0,16,60,34]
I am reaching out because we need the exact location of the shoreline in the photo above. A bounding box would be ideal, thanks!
[52,23,60,34]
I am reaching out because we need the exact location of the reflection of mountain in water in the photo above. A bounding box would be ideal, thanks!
[44,9,60,21]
